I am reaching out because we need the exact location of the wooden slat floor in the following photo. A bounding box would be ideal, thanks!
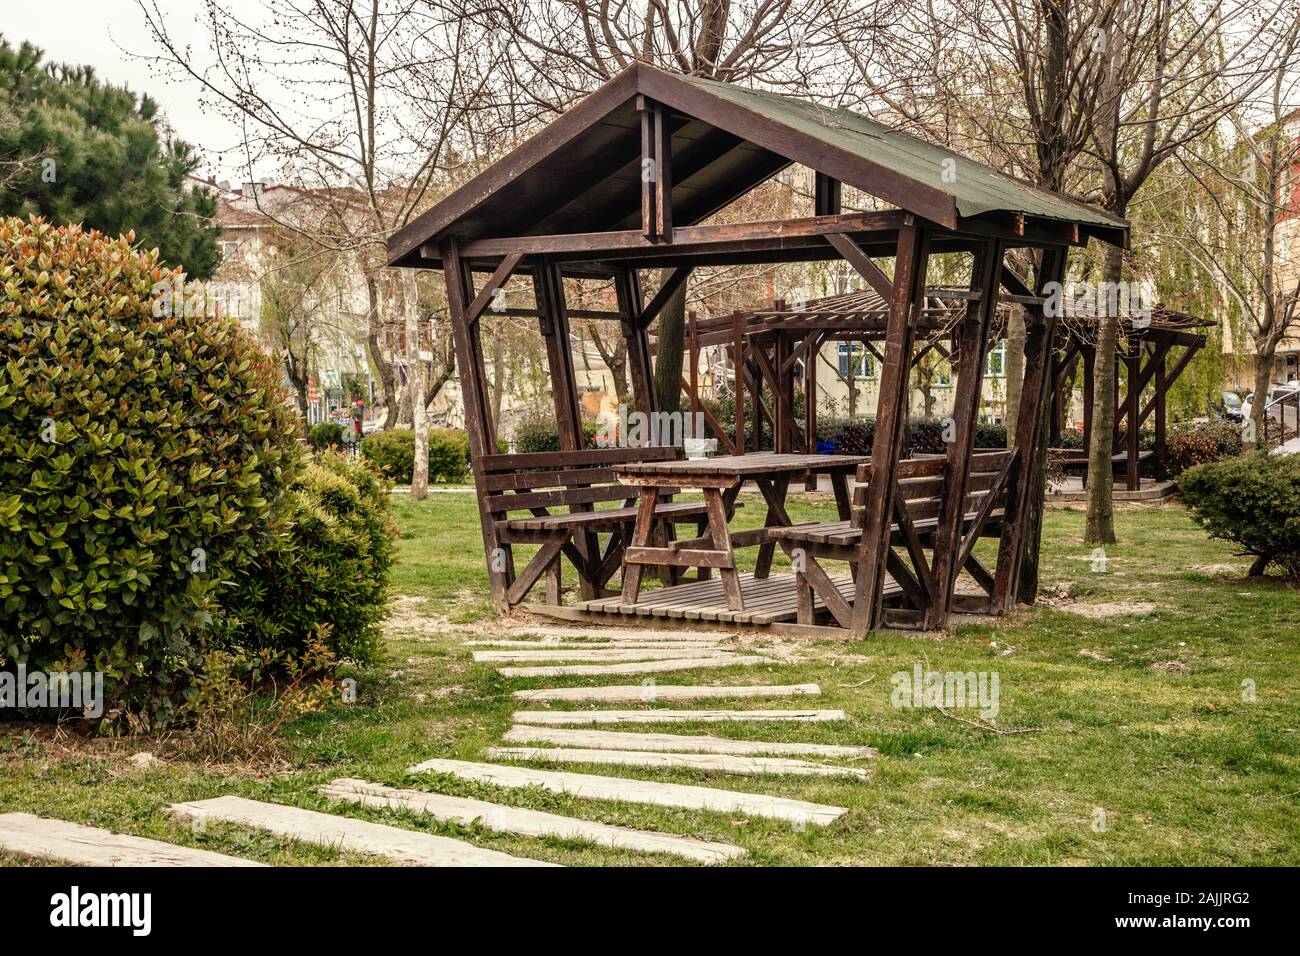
[575,571,900,625]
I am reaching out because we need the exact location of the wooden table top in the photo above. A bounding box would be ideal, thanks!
[616,452,869,478]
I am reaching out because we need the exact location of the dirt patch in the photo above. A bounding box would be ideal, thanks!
[1149,659,1191,674]
[1058,601,1156,619]
[1077,648,1113,662]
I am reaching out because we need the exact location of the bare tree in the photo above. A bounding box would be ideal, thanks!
[1170,15,1300,454]
[135,0,507,496]
[1081,0,1283,543]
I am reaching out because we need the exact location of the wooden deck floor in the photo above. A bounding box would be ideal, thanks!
[574,572,900,626]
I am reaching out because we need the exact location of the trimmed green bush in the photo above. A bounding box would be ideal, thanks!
[360,428,414,482]
[514,407,600,453]
[1169,419,1243,476]
[213,453,396,662]
[1180,452,1300,578]
[359,427,470,483]
[0,217,301,719]
[308,421,344,450]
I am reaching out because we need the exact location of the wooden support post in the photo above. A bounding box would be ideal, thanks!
[616,267,657,419]
[993,245,1068,612]
[733,310,744,453]
[441,239,510,613]
[1154,344,1168,481]
[636,96,672,243]
[688,309,699,436]
[535,260,585,451]
[1081,344,1095,462]
[930,239,1003,626]
[805,332,818,490]
[1126,343,1141,491]
[814,172,842,216]
[851,220,928,636]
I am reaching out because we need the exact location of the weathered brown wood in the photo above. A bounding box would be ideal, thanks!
[482,446,677,473]
[639,267,693,330]
[459,210,906,259]
[994,245,1067,611]
[620,487,660,605]
[1126,346,1141,491]
[852,221,927,636]
[827,233,894,301]
[466,253,525,325]
[443,239,511,613]
[929,239,1002,623]
[704,488,743,610]
[1154,345,1168,481]
[507,537,567,605]
[814,172,841,216]
[615,267,657,418]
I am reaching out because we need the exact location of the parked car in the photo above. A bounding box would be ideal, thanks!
[1242,384,1299,431]
[1215,390,1244,423]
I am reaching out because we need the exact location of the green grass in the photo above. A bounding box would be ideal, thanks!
[3,494,1298,866]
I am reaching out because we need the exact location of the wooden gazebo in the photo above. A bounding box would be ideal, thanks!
[681,293,1210,491]
[387,63,1128,635]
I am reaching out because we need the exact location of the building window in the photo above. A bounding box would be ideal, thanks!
[985,341,1006,377]
[218,240,239,261]
[837,342,876,378]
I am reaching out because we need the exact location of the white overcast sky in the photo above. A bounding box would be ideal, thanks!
[0,0,274,180]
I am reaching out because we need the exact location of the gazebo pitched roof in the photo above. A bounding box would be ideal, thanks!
[388,63,1128,268]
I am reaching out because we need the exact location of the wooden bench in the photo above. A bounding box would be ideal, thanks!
[481,446,727,607]
[768,450,1017,628]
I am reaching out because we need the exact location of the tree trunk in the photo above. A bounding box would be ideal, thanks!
[402,271,428,500]
[653,276,688,413]
[1248,338,1276,450]
[1084,242,1123,545]
[365,275,399,429]
[1004,306,1026,444]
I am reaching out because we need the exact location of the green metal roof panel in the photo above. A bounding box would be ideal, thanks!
[677,73,1125,230]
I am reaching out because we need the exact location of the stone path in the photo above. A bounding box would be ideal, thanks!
[473,647,738,663]
[408,759,848,825]
[497,656,770,678]
[171,796,555,867]
[0,813,265,867]
[485,747,870,778]
[503,724,876,758]
[511,708,846,725]
[320,778,744,864]
[512,683,821,703]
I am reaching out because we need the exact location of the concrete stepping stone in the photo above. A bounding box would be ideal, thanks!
[499,656,769,678]
[514,683,821,703]
[475,648,737,663]
[487,747,870,779]
[509,627,734,642]
[319,778,744,864]
[0,813,265,867]
[408,759,847,826]
[512,708,846,725]
[464,640,724,649]
[169,796,555,867]
[504,724,876,759]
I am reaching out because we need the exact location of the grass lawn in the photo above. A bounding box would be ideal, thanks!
[3,492,1298,866]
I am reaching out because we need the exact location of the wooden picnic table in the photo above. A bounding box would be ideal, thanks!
[615,452,869,611]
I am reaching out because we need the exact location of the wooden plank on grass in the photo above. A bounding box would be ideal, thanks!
[408,759,848,826]
[0,813,265,867]
[507,627,734,642]
[463,640,724,649]
[168,796,555,867]
[511,708,846,725]
[474,648,737,663]
[513,683,821,703]
[498,656,769,678]
[487,747,870,779]
[504,725,876,758]
[319,779,744,864]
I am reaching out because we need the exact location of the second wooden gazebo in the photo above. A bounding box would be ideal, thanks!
[681,291,1209,491]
